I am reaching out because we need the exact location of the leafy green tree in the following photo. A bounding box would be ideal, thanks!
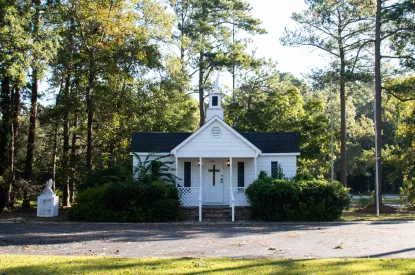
[281,0,375,187]
[172,0,265,127]
[0,0,33,209]
[373,0,414,204]
[25,0,58,189]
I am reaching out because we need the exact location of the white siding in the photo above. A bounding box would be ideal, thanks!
[175,120,257,158]
[257,155,297,178]
[132,154,297,205]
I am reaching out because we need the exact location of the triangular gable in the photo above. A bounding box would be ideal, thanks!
[171,116,261,155]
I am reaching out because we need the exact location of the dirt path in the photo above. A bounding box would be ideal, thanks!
[1,221,415,259]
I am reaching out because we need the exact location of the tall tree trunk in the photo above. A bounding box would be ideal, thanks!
[23,69,38,208]
[339,51,347,187]
[25,0,40,181]
[69,114,78,204]
[86,48,95,169]
[51,124,58,191]
[62,18,74,206]
[25,69,38,181]
[23,0,41,208]
[0,77,12,211]
[11,86,20,173]
[198,51,205,127]
[180,12,185,62]
[374,0,383,205]
[9,88,15,176]
[51,78,64,192]
[62,65,72,207]
[0,77,11,175]
[7,86,20,208]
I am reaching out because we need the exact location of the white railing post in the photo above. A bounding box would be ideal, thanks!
[254,156,258,180]
[175,156,178,187]
[230,157,234,221]
[231,189,235,222]
[199,157,202,222]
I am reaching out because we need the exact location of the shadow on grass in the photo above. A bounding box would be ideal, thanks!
[362,247,415,258]
[2,256,415,275]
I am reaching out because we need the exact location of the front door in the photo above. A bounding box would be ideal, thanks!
[204,162,224,203]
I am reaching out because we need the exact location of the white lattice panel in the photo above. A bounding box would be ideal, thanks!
[178,187,200,206]
[232,188,250,206]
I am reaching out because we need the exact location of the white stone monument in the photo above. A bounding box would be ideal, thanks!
[37,179,59,217]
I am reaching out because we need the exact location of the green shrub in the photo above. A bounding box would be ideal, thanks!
[295,180,350,221]
[69,180,180,222]
[291,170,314,181]
[246,176,350,221]
[78,161,131,192]
[401,177,415,207]
[68,184,121,222]
[150,199,182,222]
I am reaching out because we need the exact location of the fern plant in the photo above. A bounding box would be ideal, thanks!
[133,153,180,185]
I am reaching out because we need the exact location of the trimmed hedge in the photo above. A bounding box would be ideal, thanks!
[69,180,181,222]
[246,176,350,221]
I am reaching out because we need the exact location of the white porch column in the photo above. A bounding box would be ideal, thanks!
[254,156,258,180]
[175,156,178,187]
[199,157,202,222]
[230,157,234,221]
[229,157,233,205]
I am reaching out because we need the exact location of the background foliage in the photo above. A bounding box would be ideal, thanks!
[0,0,414,211]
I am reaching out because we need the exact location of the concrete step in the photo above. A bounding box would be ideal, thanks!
[181,206,251,221]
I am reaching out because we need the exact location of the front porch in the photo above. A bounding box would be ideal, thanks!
[175,157,255,221]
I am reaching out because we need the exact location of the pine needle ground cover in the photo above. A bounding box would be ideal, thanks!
[1,255,415,274]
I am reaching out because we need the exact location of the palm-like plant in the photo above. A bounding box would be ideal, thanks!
[133,154,179,184]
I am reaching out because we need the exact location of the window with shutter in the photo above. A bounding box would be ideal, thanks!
[238,162,244,187]
[184,162,191,187]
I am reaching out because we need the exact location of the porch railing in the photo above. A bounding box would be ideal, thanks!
[178,187,200,206]
[232,187,250,206]
[230,187,235,221]
[230,187,249,222]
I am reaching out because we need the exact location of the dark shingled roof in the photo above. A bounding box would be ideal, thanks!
[131,132,192,153]
[131,132,299,154]
[239,132,299,153]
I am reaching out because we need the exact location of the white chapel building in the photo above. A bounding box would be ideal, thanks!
[131,77,300,221]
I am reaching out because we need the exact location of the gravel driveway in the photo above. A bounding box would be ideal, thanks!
[1,221,415,259]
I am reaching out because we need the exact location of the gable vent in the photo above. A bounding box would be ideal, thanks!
[211,127,222,138]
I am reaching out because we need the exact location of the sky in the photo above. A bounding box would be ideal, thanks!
[215,0,331,90]
[246,0,328,77]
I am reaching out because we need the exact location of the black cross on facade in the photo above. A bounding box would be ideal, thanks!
[208,165,220,186]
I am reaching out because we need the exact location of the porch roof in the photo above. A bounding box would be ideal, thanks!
[131,132,299,154]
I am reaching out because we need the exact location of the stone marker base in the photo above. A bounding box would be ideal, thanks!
[37,195,59,217]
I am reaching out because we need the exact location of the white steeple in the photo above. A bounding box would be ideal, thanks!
[206,72,224,121]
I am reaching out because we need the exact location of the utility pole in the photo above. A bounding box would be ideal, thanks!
[232,22,235,102]
[373,74,380,217]
[330,79,334,183]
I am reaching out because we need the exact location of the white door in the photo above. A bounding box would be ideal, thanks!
[204,162,224,203]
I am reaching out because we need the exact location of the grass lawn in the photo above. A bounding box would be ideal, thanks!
[1,255,415,275]
[383,197,407,205]
[344,195,415,221]
[13,199,38,208]
[341,210,415,221]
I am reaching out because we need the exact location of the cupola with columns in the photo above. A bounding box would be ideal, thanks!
[206,73,224,122]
